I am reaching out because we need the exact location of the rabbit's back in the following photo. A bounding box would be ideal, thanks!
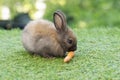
[22,20,64,57]
[24,20,56,35]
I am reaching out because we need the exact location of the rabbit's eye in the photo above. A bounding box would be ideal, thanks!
[67,39,73,44]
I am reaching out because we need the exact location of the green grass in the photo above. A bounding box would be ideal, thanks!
[0,27,120,80]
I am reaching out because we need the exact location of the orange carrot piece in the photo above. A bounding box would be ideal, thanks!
[64,51,74,63]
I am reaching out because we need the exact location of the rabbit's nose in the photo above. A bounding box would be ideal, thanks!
[73,45,77,51]
[69,45,77,51]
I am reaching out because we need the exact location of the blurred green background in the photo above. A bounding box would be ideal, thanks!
[0,0,120,28]
[0,1,120,79]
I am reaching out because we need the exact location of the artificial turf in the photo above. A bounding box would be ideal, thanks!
[0,27,120,80]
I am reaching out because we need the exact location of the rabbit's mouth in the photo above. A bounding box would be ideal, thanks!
[68,45,77,51]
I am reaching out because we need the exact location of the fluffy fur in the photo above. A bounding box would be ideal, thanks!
[22,10,77,58]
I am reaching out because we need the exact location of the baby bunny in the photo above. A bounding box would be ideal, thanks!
[22,10,77,58]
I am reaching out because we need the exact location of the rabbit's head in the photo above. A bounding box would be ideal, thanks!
[54,10,77,52]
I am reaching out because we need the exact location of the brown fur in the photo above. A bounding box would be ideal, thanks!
[22,10,77,58]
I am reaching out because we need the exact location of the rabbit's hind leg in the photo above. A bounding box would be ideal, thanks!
[41,53,55,58]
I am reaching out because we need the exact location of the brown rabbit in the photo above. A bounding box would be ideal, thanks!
[22,10,77,58]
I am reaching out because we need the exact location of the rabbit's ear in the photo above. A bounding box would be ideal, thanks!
[53,10,68,32]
